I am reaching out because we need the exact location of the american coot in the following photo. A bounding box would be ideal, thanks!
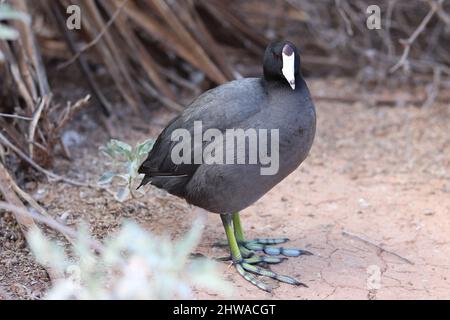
[139,41,316,292]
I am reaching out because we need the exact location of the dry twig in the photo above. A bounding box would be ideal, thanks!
[0,201,104,253]
[0,132,90,187]
[58,0,130,69]
[389,1,438,73]
[0,163,62,281]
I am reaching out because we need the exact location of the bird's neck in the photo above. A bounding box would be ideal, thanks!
[262,75,305,93]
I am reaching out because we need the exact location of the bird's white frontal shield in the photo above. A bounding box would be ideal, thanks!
[282,46,296,90]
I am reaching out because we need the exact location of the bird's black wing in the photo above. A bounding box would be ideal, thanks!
[138,78,266,197]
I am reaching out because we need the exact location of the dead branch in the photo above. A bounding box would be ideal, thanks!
[0,162,35,232]
[429,0,450,27]
[58,0,130,69]
[0,163,63,281]
[0,201,104,253]
[0,113,33,121]
[389,1,438,73]
[28,95,51,160]
[54,94,91,132]
[140,80,183,112]
[48,1,112,117]
[422,66,442,108]
[0,132,90,187]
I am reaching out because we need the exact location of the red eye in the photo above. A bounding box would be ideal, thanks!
[272,51,281,60]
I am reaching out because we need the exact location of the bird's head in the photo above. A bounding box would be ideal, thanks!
[263,40,301,90]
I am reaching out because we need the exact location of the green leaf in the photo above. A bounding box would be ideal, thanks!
[136,139,154,157]
[126,160,139,178]
[0,5,30,24]
[114,187,130,202]
[0,24,19,40]
[116,174,130,183]
[109,139,133,160]
[99,145,115,159]
[97,172,117,185]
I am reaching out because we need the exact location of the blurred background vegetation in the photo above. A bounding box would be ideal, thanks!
[0,0,449,299]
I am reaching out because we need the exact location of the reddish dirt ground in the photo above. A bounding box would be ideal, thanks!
[1,79,449,299]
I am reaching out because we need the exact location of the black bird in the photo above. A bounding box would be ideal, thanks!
[139,41,316,292]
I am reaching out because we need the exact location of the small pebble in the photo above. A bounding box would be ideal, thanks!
[58,211,71,224]
[33,188,48,201]
[358,198,371,209]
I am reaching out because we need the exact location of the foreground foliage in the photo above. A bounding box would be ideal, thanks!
[29,219,231,299]
[98,139,154,202]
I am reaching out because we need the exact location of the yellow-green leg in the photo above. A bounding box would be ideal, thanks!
[221,214,305,292]
[232,211,246,242]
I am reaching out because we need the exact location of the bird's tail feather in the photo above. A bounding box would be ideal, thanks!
[137,173,189,190]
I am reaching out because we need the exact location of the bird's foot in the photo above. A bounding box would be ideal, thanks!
[234,260,307,292]
[242,254,287,265]
[215,237,312,263]
[240,238,313,257]
[220,215,311,292]
[216,253,287,264]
